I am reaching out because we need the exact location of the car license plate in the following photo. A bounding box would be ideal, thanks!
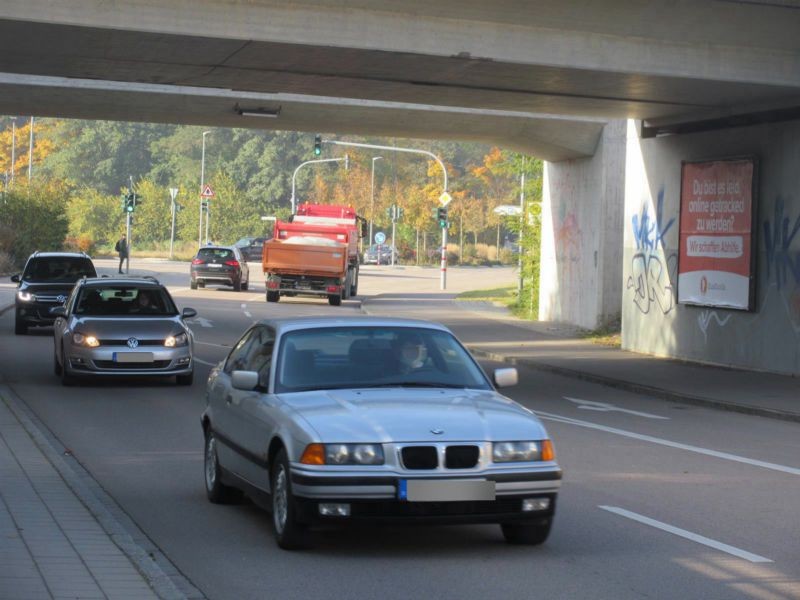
[207,263,222,268]
[113,352,154,363]
[398,479,495,502]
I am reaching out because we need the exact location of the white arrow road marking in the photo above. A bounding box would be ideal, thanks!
[188,317,214,328]
[241,303,253,318]
[598,506,772,563]
[563,396,669,419]
[538,411,800,476]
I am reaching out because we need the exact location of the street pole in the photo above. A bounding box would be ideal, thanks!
[391,206,397,267]
[27,116,34,184]
[199,130,210,248]
[169,187,179,260]
[290,156,347,214]
[441,224,448,290]
[10,118,15,184]
[126,176,133,274]
[518,159,526,295]
[370,156,383,247]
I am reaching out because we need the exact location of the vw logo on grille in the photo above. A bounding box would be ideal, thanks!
[431,428,444,435]
[127,337,139,349]
[56,295,66,304]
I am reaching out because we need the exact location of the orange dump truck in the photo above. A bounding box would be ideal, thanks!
[263,204,364,306]
[262,236,348,306]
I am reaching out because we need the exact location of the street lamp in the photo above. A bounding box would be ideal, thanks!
[369,156,383,248]
[199,130,211,247]
[290,156,348,214]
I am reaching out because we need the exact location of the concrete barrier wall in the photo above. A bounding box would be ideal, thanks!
[540,120,625,329]
[622,119,800,375]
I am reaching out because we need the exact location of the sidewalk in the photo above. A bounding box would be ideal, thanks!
[362,294,800,423]
[0,384,189,600]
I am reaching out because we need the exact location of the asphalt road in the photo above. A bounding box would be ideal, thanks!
[1,261,799,599]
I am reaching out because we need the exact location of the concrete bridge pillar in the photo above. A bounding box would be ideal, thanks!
[539,120,626,330]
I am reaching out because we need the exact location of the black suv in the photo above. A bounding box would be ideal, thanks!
[12,252,97,335]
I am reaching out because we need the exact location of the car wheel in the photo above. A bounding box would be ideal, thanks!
[271,448,309,550]
[328,294,341,306]
[267,291,280,303]
[233,278,242,292]
[60,344,75,387]
[242,280,249,291]
[204,429,242,504]
[14,314,27,335]
[500,517,552,545]
[190,280,198,290]
[176,370,194,386]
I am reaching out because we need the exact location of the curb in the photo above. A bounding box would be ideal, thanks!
[361,297,800,425]
[466,346,800,424]
[0,384,203,600]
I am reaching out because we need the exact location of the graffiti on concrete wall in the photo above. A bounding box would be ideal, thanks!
[627,187,677,315]
[763,196,800,290]
[555,209,582,265]
[762,196,800,333]
[697,310,732,343]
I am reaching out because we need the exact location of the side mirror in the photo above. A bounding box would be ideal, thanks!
[182,307,197,319]
[50,306,67,317]
[231,370,259,391]
[10,274,19,283]
[493,367,518,388]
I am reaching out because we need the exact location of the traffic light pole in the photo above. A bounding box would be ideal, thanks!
[290,157,348,214]
[320,139,448,289]
[125,176,133,274]
[391,208,397,267]
[169,187,179,260]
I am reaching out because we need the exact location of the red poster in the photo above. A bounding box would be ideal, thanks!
[678,158,756,310]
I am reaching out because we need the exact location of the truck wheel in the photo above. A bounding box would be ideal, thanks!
[267,291,280,303]
[190,281,198,290]
[328,295,341,306]
[350,267,359,297]
[341,272,350,300]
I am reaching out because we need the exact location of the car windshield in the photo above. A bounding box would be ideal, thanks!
[22,257,96,282]
[274,326,491,393]
[73,286,177,316]
[197,248,234,260]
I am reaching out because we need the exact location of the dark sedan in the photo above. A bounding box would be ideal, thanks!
[235,237,270,262]
[190,246,250,291]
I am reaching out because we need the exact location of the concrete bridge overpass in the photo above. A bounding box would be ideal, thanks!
[1,0,800,375]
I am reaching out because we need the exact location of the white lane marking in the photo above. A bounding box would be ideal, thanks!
[598,506,772,563]
[563,396,669,420]
[538,411,800,476]
[194,341,230,348]
[241,303,253,318]
[188,317,214,328]
[194,358,219,367]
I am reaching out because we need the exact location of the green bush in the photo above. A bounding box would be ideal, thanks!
[2,181,70,267]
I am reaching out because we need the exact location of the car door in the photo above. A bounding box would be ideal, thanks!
[209,327,260,478]
[223,326,277,489]
[54,285,80,364]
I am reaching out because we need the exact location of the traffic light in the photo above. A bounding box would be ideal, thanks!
[122,192,142,213]
[314,134,322,156]
[436,207,448,228]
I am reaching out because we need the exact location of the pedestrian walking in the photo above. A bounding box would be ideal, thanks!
[115,234,128,273]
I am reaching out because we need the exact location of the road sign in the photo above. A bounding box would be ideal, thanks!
[439,192,452,207]
[169,188,179,201]
[374,232,386,244]
[200,184,215,198]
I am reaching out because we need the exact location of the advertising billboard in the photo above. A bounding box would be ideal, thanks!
[678,158,757,310]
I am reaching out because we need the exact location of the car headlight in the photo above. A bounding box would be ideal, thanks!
[165,333,188,347]
[17,291,34,302]
[72,333,100,347]
[300,443,384,465]
[492,440,555,462]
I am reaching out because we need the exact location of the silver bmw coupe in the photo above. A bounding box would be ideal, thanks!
[202,317,561,549]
